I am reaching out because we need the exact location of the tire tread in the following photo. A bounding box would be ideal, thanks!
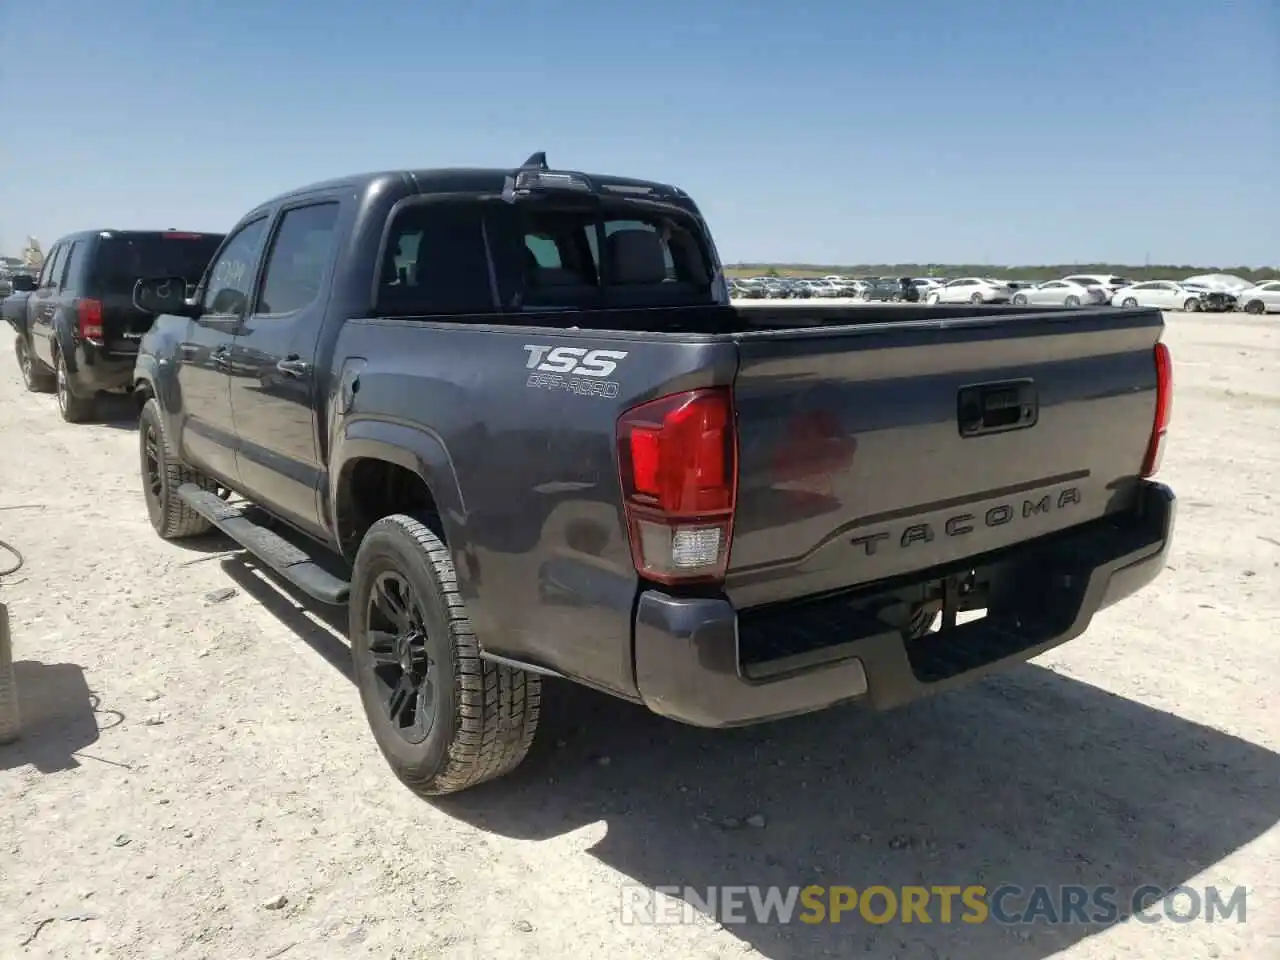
[141,398,215,539]
[362,514,540,796]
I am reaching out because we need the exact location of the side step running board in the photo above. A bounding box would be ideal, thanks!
[176,483,350,606]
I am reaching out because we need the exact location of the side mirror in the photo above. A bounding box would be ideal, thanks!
[133,276,199,317]
[10,274,37,293]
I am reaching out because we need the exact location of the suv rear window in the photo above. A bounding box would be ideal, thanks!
[375,199,715,317]
[89,232,224,293]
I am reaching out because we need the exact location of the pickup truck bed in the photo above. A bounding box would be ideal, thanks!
[131,157,1175,797]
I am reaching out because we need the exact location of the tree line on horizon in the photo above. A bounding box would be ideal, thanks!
[727,263,1280,284]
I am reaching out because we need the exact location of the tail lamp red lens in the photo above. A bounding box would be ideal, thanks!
[617,388,737,584]
[1140,341,1172,478]
[77,298,104,343]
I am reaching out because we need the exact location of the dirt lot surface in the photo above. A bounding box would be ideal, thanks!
[1,311,1277,960]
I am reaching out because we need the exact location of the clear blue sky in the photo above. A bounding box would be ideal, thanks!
[1,0,1276,267]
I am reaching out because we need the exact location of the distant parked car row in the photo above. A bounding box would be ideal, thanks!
[727,272,1280,314]
[729,275,929,302]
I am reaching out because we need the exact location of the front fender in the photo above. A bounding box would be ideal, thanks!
[133,353,161,397]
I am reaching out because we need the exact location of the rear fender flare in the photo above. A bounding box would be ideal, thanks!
[329,419,471,587]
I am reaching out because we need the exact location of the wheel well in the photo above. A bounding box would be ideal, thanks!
[337,458,440,557]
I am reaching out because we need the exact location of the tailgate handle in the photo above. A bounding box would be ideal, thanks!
[957,379,1038,437]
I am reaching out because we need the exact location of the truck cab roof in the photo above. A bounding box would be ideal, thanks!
[255,166,700,216]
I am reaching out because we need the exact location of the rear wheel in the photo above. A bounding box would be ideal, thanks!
[969,292,984,304]
[350,514,540,797]
[927,293,940,304]
[54,348,95,422]
[139,397,215,539]
[1244,299,1265,315]
[14,336,53,393]
[1122,297,1138,308]
[1183,298,1200,312]
[1011,294,1028,306]
[1064,295,1081,307]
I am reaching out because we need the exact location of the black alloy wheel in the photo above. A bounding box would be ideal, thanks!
[364,571,437,745]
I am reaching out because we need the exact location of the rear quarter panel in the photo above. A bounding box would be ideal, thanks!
[329,317,739,699]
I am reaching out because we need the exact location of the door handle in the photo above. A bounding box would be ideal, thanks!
[277,357,310,377]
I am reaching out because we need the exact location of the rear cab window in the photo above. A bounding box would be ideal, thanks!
[374,195,717,319]
[89,231,224,295]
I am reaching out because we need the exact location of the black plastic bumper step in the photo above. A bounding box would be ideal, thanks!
[176,483,350,605]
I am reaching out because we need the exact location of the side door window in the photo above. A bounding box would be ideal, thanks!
[59,241,87,294]
[200,218,270,320]
[38,245,63,289]
[254,202,341,316]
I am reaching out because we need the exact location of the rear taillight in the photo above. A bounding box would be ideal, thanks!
[77,299,104,342]
[1140,341,1172,478]
[617,388,737,585]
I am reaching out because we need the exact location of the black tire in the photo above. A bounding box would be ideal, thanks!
[350,514,540,797]
[1122,297,1138,308]
[1245,299,1265,315]
[1064,295,1081,307]
[1012,294,1028,306]
[53,347,95,423]
[969,292,984,304]
[14,335,53,393]
[1183,298,1200,312]
[138,397,215,539]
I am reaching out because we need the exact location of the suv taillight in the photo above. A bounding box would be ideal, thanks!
[77,298,104,342]
[617,388,737,584]
[1140,341,1172,478]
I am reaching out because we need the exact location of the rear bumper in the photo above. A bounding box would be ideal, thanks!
[633,480,1176,728]
[68,341,137,396]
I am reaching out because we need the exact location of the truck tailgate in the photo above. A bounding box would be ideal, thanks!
[725,308,1164,610]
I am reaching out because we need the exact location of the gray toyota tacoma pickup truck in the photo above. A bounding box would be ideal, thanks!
[131,153,1176,797]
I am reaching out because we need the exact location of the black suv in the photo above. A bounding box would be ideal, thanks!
[5,229,223,421]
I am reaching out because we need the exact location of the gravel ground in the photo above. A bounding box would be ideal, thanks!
[1,311,1277,960]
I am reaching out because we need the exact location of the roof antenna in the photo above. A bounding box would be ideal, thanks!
[521,151,548,170]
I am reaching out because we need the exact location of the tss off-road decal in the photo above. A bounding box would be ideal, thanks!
[523,344,628,399]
